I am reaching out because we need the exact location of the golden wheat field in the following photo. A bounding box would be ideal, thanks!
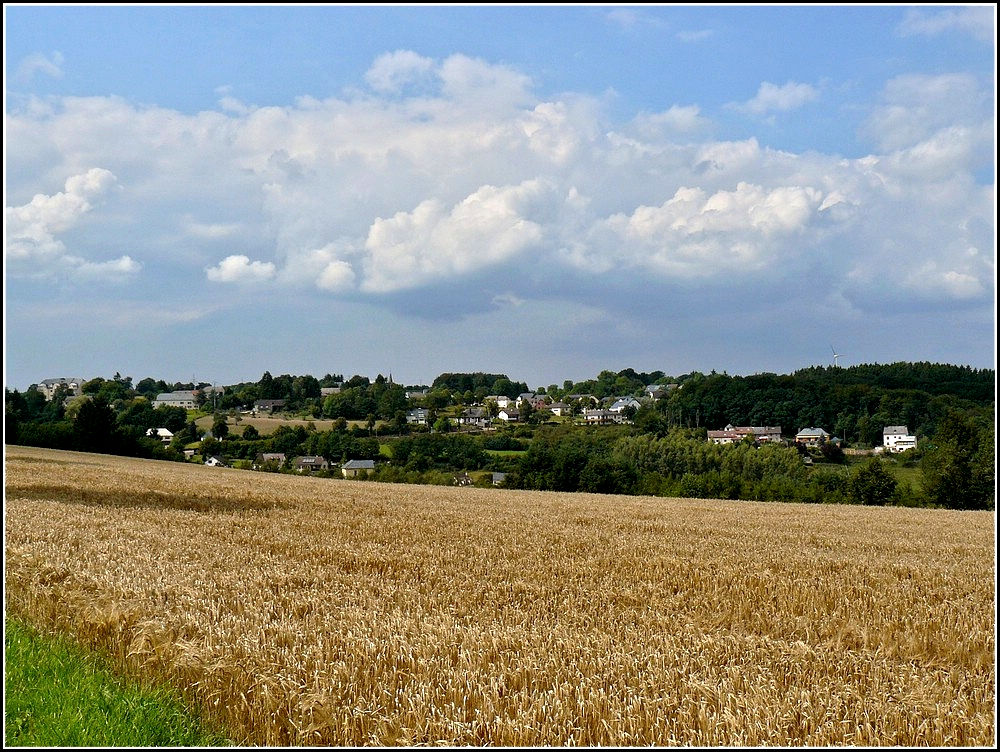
[4,445,996,747]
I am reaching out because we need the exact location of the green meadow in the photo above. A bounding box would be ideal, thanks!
[4,618,230,747]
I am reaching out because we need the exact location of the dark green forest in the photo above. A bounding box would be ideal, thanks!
[5,362,995,510]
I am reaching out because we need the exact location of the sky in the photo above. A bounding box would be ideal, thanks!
[4,4,996,392]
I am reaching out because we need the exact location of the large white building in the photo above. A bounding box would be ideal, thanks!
[36,377,85,400]
[883,426,917,453]
[153,390,199,409]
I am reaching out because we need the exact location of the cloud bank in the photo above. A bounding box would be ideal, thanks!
[6,167,140,282]
[4,44,995,384]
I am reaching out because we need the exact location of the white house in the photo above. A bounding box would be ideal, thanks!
[608,397,641,415]
[547,401,570,417]
[342,459,375,478]
[583,409,617,425]
[146,428,174,445]
[497,408,520,422]
[406,408,429,425]
[883,426,917,453]
[36,377,85,400]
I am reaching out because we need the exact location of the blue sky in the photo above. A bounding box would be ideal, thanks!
[4,4,996,391]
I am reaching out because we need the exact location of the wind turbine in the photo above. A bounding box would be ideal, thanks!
[831,345,842,368]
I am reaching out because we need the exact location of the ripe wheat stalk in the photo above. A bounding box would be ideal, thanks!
[4,445,995,746]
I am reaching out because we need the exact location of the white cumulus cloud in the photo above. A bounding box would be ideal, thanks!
[205,254,277,283]
[361,180,549,293]
[317,260,356,292]
[5,167,128,278]
[588,182,824,278]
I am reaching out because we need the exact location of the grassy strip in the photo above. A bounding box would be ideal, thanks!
[4,618,230,747]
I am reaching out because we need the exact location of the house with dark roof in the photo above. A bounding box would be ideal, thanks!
[406,408,429,425]
[253,399,286,414]
[645,384,677,399]
[294,456,329,473]
[253,452,287,470]
[459,407,489,428]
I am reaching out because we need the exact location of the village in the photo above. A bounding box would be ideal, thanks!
[15,363,994,507]
[35,375,920,470]
[113,383,920,475]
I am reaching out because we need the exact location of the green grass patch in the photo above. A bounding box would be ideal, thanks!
[4,619,230,747]
[485,449,527,457]
[885,462,924,490]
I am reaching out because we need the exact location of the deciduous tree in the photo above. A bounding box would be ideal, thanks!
[849,458,898,506]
